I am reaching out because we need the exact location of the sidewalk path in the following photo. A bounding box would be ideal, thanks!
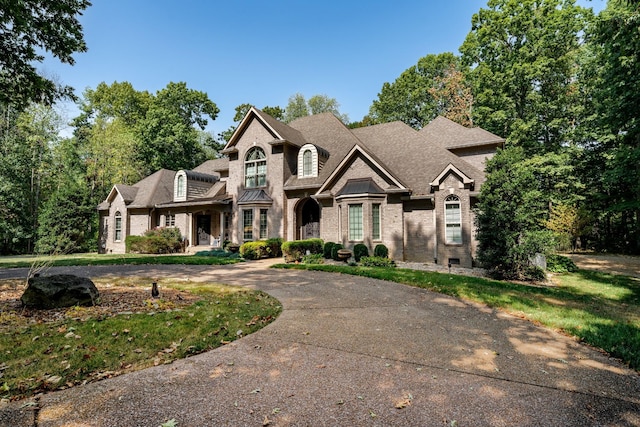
[1,260,639,426]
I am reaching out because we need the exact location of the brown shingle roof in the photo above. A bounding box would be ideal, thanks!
[419,116,504,149]
[127,169,175,208]
[193,158,229,174]
[352,121,485,195]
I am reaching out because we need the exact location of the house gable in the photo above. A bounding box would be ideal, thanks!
[430,163,475,190]
[317,145,407,196]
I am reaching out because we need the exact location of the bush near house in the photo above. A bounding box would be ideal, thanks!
[126,227,183,254]
[331,243,344,261]
[323,242,336,259]
[547,254,579,273]
[374,244,389,258]
[282,238,324,262]
[240,238,284,260]
[353,244,369,262]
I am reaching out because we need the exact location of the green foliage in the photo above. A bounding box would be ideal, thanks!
[126,228,183,254]
[460,0,593,153]
[284,93,349,124]
[239,239,282,260]
[302,253,324,264]
[240,241,266,260]
[323,242,336,259]
[331,243,344,261]
[194,249,240,259]
[547,254,579,273]
[0,0,91,106]
[369,53,468,129]
[373,244,389,258]
[360,256,396,268]
[475,147,559,280]
[265,238,283,257]
[353,244,369,262]
[281,238,324,263]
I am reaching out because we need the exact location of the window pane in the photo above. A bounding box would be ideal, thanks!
[445,197,462,244]
[259,209,268,239]
[243,209,253,240]
[349,204,363,241]
[114,213,122,241]
[446,224,462,244]
[372,204,381,240]
[303,150,312,176]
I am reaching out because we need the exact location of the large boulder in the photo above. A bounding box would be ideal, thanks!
[21,274,99,309]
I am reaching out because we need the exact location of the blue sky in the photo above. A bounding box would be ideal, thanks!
[43,0,606,136]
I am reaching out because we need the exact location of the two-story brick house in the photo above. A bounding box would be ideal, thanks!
[98,108,503,267]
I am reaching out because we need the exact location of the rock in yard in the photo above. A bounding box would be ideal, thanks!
[21,274,99,309]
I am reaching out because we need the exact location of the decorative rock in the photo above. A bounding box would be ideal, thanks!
[21,274,99,309]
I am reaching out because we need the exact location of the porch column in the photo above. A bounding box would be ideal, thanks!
[220,212,225,242]
[188,212,193,247]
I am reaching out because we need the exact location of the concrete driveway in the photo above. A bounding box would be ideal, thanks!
[1,261,639,426]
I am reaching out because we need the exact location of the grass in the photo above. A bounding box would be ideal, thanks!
[275,263,640,371]
[0,279,281,401]
[0,252,243,269]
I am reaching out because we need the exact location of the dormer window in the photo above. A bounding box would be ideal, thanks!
[245,147,266,188]
[177,175,185,197]
[298,143,319,178]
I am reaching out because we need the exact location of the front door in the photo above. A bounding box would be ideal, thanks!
[197,215,211,245]
[300,199,320,239]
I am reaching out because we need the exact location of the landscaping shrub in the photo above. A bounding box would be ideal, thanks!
[547,254,579,273]
[126,227,183,254]
[374,244,389,258]
[265,238,283,257]
[302,253,324,264]
[361,256,396,268]
[353,244,369,262]
[240,241,268,260]
[323,242,336,259]
[525,265,547,281]
[282,238,324,262]
[331,243,344,261]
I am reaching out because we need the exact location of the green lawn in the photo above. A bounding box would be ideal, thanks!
[0,278,281,401]
[275,263,640,371]
[0,252,242,269]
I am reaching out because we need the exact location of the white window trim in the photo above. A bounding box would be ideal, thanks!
[372,203,381,241]
[114,211,123,242]
[245,147,267,188]
[348,204,363,241]
[297,143,318,178]
[444,194,462,244]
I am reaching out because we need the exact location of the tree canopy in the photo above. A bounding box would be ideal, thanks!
[0,0,91,107]
[368,53,471,129]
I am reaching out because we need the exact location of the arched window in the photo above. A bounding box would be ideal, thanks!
[302,149,313,176]
[114,211,122,242]
[177,174,185,198]
[444,195,462,244]
[245,147,266,188]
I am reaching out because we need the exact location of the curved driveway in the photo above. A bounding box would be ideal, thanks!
[1,261,640,426]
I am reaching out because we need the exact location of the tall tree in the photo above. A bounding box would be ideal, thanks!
[0,0,91,106]
[460,0,593,153]
[368,53,469,129]
[136,82,219,173]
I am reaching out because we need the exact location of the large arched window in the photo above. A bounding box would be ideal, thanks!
[245,147,266,188]
[444,195,462,244]
[114,211,122,242]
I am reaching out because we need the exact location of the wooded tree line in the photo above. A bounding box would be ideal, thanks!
[1,1,638,275]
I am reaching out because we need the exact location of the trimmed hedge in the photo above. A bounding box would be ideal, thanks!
[331,243,344,261]
[374,244,389,258]
[323,242,336,259]
[126,227,183,254]
[353,244,369,262]
[282,238,324,263]
[239,238,283,260]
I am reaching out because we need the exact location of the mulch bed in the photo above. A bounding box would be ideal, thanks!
[0,279,201,327]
